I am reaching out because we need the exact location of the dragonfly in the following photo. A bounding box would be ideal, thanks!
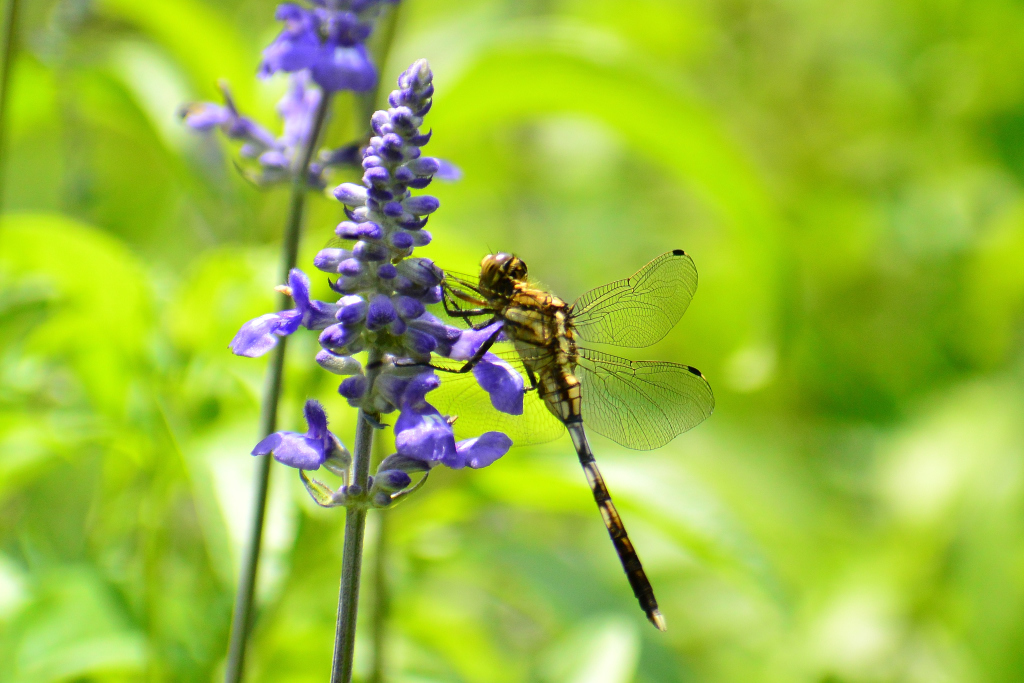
[431,249,715,631]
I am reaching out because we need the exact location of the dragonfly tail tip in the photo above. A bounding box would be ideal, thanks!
[649,610,667,631]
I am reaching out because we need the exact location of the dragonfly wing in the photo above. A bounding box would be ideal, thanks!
[429,346,566,447]
[576,347,714,450]
[571,250,698,348]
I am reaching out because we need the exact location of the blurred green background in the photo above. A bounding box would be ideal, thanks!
[4,0,1024,681]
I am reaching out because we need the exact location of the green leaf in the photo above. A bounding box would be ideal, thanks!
[95,0,258,101]
[0,213,153,416]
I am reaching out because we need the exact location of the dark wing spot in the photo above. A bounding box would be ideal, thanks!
[686,365,703,377]
[672,248,687,256]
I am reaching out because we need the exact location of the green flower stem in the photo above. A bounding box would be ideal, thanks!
[369,505,390,683]
[0,0,22,208]
[331,347,383,683]
[223,93,332,683]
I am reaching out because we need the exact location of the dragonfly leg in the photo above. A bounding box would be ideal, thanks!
[470,316,501,331]
[524,365,539,392]
[453,325,504,373]
[445,286,488,308]
[446,307,491,319]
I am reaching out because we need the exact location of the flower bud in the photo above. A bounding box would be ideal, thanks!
[314,248,350,272]
[407,157,440,176]
[363,166,389,187]
[320,324,361,353]
[403,195,439,216]
[353,240,389,262]
[336,295,368,325]
[339,375,367,400]
[405,328,438,354]
[316,349,363,375]
[393,295,425,320]
[389,231,413,250]
[339,258,364,277]
[396,258,442,287]
[366,294,397,330]
[389,317,408,336]
[373,469,412,492]
[370,110,389,136]
[333,183,368,205]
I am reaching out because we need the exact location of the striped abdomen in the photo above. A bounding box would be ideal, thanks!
[567,422,666,631]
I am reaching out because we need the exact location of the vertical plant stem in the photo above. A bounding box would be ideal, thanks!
[331,347,383,683]
[368,501,390,683]
[0,0,21,209]
[223,93,332,683]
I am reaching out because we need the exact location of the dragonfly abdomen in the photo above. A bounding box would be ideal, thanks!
[566,422,667,631]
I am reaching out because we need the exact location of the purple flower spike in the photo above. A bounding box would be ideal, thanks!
[260,4,379,93]
[233,60,513,509]
[252,399,348,470]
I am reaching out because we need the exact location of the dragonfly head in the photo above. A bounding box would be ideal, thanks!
[479,252,527,299]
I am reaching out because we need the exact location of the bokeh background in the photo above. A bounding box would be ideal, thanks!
[4,0,1024,681]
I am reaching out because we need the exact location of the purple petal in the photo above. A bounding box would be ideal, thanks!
[474,355,524,415]
[447,321,503,361]
[400,370,441,411]
[272,433,327,469]
[181,102,230,131]
[310,43,377,92]
[435,159,463,182]
[288,268,311,312]
[447,432,512,469]
[303,399,329,441]
[251,432,283,456]
[394,406,457,465]
[230,312,294,357]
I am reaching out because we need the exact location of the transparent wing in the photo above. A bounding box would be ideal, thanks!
[577,347,714,450]
[571,250,698,348]
[429,345,566,447]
